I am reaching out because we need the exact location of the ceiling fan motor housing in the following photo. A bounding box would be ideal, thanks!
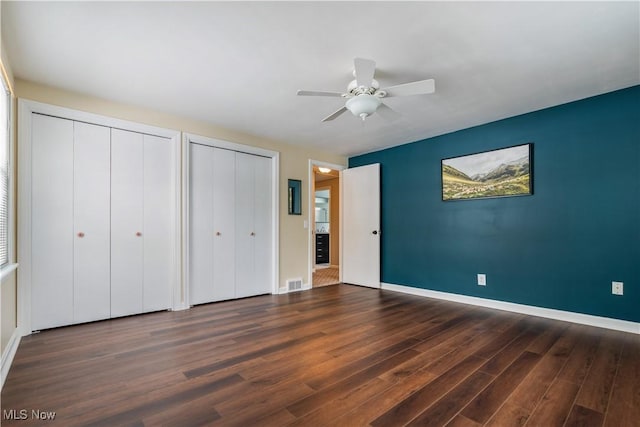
[347,78,380,96]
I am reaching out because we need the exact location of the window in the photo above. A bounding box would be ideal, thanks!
[0,73,11,267]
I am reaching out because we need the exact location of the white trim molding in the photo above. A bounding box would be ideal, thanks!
[1,328,21,390]
[307,159,345,288]
[0,263,18,282]
[381,282,640,335]
[18,99,181,139]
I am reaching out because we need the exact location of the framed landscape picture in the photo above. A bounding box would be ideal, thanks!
[442,143,533,201]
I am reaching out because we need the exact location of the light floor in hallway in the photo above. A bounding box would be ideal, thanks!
[312,266,340,287]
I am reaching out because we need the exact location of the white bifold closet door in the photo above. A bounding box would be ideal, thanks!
[189,145,236,304]
[189,143,214,305]
[30,113,174,330]
[111,129,144,317]
[31,114,75,330]
[73,122,112,323]
[32,117,111,329]
[142,134,174,312]
[189,145,271,305]
[210,147,236,302]
[235,152,272,299]
[252,155,272,297]
[111,130,173,317]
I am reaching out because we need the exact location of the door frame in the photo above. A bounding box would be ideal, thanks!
[182,133,280,304]
[308,159,345,287]
[17,99,182,336]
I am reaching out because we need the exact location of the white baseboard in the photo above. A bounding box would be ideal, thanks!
[171,303,190,312]
[381,282,640,335]
[1,328,21,390]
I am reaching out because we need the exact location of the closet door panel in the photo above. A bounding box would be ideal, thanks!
[212,148,236,301]
[111,129,144,317]
[73,122,111,324]
[31,114,74,330]
[253,155,272,296]
[143,135,174,312]
[189,144,214,305]
[234,152,255,299]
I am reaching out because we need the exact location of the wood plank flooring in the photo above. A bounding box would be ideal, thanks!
[2,284,638,426]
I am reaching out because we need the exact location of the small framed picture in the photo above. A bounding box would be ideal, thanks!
[288,179,302,214]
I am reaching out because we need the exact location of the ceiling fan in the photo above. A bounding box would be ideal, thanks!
[297,57,435,122]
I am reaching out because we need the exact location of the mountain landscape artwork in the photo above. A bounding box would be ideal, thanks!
[442,143,532,201]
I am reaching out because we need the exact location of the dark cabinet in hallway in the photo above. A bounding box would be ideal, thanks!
[315,233,329,264]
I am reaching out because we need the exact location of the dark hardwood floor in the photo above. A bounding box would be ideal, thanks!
[2,284,638,426]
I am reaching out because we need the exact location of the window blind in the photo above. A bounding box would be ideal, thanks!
[0,78,10,266]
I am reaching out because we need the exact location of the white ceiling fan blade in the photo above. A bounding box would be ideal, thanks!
[382,79,435,97]
[322,106,348,122]
[297,90,345,97]
[354,58,376,88]
[377,103,402,121]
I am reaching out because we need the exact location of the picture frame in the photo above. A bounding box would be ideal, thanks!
[441,143,533,201]
[288,179,302,215]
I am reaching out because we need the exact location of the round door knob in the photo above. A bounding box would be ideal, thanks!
[136,232,142,237]
[77,232,85,238]
[372,230,378,235]
[216,232,221,236]
[250,232,256,236]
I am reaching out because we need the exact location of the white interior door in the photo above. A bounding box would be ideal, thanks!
[142,134,174,312]
[111,129,144,317]
[342,163,381,288]
[31,114,74,330]
[73,121,111,323]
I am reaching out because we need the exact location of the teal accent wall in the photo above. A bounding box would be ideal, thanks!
[350,86,640,322]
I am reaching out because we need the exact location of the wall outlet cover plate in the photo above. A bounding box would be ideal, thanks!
[477,274,486,286]
[612,281,623,295]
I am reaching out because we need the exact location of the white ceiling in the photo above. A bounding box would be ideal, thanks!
[3,1,639,157]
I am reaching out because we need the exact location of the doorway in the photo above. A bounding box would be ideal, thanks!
[309,161,343,287]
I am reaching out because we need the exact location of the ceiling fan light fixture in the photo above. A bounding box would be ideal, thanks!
[318,167,332,174]
[345,94,382,121]
[297,57,435,122]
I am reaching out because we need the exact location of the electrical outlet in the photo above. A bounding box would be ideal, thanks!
[477,274,486,286]
[612,281,623,296]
